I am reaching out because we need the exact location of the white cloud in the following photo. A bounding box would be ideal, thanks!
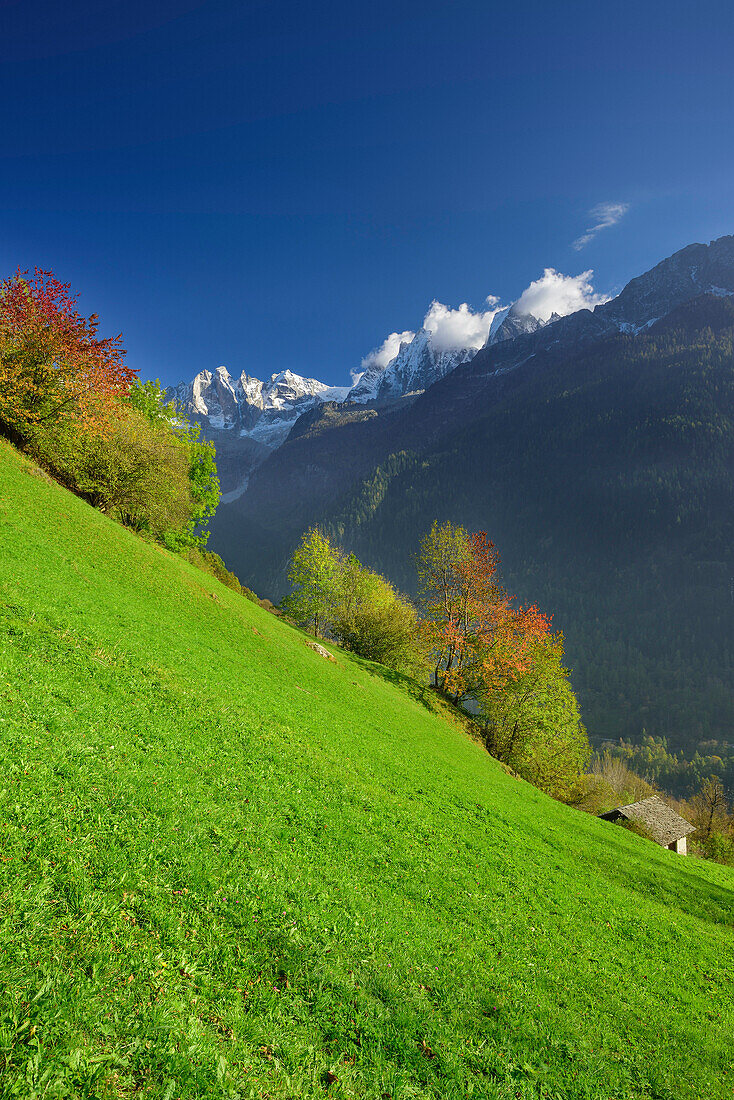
[515,268,609,321]
[360,295,508,378]
[422,298,505,352]
[358,329,415,377]
[357,268,607,383]
[573,201,629,250]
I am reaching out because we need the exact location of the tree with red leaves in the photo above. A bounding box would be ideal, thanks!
[416,520,551,707]
[0,268,137,441]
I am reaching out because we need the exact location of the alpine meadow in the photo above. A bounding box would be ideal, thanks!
[1,439,733,1099]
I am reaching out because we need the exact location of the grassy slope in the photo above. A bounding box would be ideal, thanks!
[0,439,732,1100]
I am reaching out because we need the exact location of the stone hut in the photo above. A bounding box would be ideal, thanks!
[599,795,695,854]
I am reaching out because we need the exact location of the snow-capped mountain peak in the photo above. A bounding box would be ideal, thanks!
[487,304,544,345]
[171,365,352,445]
[349,328,476,404]
[169,232,734,504]
[484,306,511,345]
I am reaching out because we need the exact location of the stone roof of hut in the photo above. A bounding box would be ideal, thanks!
[599,795,695,846]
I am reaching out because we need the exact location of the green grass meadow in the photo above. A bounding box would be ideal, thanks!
[0,439,732,1099]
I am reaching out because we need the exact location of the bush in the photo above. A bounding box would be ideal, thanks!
[619,819,657,843]
[23,376,221,553]
[30,412,194,539]
[259,598,281,615]
[566,773,619,814]
[696,833,734,865]
[332,557,420,671]
[282,533,422,673]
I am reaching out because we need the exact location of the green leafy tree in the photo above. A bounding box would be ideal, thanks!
[181,419,220,547]
[124,377,179,426]
[125,378,220,548]
[483,636,590,800]
[282,529,343,636]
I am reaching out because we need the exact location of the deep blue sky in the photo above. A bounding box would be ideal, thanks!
[3,0,734,387]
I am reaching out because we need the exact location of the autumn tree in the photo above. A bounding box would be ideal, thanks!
[416,520,550,705]
[0,268,136,441]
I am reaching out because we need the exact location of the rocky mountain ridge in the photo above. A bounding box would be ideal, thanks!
[170,366,351,448]
[168,326,498,493]
[348,330,477,404]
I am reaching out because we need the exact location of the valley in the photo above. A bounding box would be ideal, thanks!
[174,237,734,755]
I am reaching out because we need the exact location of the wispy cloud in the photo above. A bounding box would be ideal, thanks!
[573,201,629,250]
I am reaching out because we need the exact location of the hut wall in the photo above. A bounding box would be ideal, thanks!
[667,836,687,855]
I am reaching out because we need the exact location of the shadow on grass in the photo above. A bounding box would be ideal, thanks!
[345,653,489,743]
[583,822,734,928]
[348,654,447,711]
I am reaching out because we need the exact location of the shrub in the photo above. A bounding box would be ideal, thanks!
[696,833,734,865]
[565,773,619,815]
[619,819,657,843]
[31,411,194,539]
[332,555,420,671]
[196,549,257,600]
[283,534,422,672]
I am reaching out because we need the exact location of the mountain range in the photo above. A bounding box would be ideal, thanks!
[173,234,734,493]
[169,323,496,495]
[178,235,734,752]
[169,282,584,494]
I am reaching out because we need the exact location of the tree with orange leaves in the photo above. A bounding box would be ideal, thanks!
[0,268,137,442]
[416,520,551,707]
[417,519,589,796]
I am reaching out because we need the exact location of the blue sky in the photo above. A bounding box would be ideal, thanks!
[2,0,734,388]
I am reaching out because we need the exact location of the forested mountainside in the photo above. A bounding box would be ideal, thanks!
[210,291,734,752]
